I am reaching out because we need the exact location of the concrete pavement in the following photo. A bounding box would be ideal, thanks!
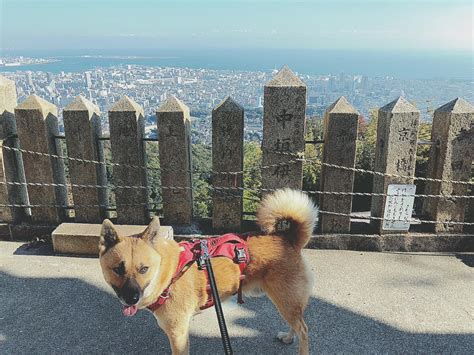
[1,241,473,354]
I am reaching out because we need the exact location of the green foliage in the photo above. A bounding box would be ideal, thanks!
[302,117,322,193]
[145,142,162,212]
[192,143,212,217]
[353,110,377,210]
[243,142,262,214]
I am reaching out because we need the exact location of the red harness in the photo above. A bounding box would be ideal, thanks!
[147,233,249,312]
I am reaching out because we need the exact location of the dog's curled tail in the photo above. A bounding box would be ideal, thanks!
[256,188,319,251]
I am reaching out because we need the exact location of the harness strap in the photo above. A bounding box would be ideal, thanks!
[147,234,249,312]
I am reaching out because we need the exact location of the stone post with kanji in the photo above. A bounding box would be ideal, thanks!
[422,98,474,233]
[212,96,243,230]
[157,96,193,225]
[109,96,148,224]
[320,96,359,233]
[370,97,420,234]
[261,66,306,192]
[15,95,68,224]
[64,95,108,223]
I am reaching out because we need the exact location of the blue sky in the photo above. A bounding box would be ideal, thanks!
[1,0,472,51]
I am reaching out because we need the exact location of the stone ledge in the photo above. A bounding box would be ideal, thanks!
[52,223,173,256]
[0,223,57,241]
[307,233,474,252]
[174,233,474,252]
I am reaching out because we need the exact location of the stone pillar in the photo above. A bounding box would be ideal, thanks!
[64,96,107,223]
[0,75,28,223]
[15,95,68,224]
[261,66,306,191]
[109,96,148,225]
[320,97,359,233]
[212,96,243,230]
[422,98,474,233]
[157,96,193,224]
[371,97,420,234]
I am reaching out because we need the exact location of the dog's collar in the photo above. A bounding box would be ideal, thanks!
[146,250,192,313]
[147,286,172,312]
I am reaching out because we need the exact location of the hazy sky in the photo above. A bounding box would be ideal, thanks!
[1,0,472,52]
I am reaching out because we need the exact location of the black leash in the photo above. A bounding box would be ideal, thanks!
[200,239,233,355]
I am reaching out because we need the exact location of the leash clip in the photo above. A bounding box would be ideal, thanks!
[198,239,210,270]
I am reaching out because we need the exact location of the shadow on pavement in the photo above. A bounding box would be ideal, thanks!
[455,253,474,268]
[0,271,472,354]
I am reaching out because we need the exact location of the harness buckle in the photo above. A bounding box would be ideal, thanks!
[235,246,246,263]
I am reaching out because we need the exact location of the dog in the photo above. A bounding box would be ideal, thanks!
[99,188,318,354]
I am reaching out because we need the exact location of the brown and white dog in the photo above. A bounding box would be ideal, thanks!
[99,188,318,354]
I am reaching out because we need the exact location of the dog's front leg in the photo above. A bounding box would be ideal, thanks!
[158,315,191,355]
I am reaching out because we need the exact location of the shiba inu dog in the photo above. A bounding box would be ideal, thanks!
[99,188,318,354]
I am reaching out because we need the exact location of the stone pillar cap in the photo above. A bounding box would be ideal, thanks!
[157,96,189,115]
[265,65,306,87]
[0,74,15,87]
[15,94,57,117]
[326,96,359,115]
[109,96,144,116]
[64,95,100,115]
[213,96,243,113]
[435,97,474,113]
[379,96,419,113]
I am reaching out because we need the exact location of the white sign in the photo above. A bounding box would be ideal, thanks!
[382,184,416,231]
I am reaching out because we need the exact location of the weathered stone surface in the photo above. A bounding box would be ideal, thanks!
[0,75,18,130]
[157,96,193,224]
[422,98,474,233]
[261,66,306,191]
[212,96,243,230]
[15,95,67,224]
[64,96,107,223]
[371,97,420,234]
[306,233,473,252]
[109,96,148,224]
[52,222,173,255]
[320,97,359,233]
[0,76,28,224]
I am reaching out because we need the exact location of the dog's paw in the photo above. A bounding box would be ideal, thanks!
[276,332,295,345]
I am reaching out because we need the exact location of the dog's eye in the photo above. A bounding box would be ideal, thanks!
[139,266,149,274]
[113,262,125,276]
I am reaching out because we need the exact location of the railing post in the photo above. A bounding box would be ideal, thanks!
[157,96,193,225]
[212,96,243,230]
[15,95,68,224]
[422,98,474,232]
[109,96,148,224]
[262,66,306,191]
[63,95,108,223]
[0,75,28,223]
[371,97,420,234]
[320,97,359,233]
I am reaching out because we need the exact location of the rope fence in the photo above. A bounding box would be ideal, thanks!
[2,136,472,228]
[3,143,473,186]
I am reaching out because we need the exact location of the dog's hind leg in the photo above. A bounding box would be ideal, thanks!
[263,272,312,354]
[266,289,310,355]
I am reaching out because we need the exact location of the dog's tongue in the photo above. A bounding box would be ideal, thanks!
[122,304,138,317]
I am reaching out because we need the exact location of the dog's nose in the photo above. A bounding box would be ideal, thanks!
[124,291,140,305]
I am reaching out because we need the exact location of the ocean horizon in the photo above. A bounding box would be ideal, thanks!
[1,48,472,80]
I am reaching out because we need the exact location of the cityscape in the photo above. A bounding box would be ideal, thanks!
[2,55,473,145]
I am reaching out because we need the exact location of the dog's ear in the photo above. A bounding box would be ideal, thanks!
[99,219,120,255]
[142,216,161,246]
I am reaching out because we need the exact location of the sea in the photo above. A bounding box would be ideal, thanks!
[1,48,472,80]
